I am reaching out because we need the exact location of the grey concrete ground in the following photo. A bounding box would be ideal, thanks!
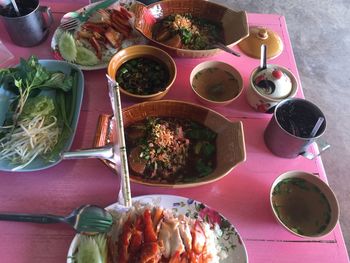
[214,0,350,254]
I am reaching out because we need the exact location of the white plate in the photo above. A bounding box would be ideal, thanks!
[67,194,248,263]
[51,1,146,71]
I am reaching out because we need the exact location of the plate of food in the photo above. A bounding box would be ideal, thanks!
[94,100,246,188]
[51,0,146,70]
[0,56,84,172]
[67,194,248,263]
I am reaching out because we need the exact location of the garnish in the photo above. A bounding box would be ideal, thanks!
[58,32,77,62]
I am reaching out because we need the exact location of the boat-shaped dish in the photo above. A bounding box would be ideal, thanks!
[132,0,249,58]
[94,100,246,188]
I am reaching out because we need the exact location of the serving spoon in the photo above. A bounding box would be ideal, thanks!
[212,42,241,57]
[0,204,113,233]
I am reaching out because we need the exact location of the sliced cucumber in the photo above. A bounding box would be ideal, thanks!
[58,31,77,62]
[76,236,103,263]
[76,46,99,66]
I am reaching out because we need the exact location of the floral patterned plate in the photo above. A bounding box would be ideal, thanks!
[67,194,248,262]
[51,0,146,71]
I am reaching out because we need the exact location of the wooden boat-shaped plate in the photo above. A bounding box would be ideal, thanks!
[94,100,246,188]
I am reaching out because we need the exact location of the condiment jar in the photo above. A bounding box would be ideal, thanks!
[246,64,298,113]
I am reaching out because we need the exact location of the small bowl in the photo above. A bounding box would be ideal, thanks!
[246,64,298,113]
[107,45,177,101]
[190,61,243,107]
[132,0,249,58]
[270,171,339,238]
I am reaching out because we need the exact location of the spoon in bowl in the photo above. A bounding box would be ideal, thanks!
[0,204,113,233]
[260,44,267,70]
[212,41,241,57]
[9,0,20,16]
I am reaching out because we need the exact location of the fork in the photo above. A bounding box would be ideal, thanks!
[0,205,113,233]
[59,0,117,31]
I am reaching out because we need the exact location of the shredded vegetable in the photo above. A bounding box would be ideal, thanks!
[0,97,60,170]
[75,234,107,263]
[0,56,75,170]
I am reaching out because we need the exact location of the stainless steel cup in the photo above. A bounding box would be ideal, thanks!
[264,98,329,159]
[0,0,53,47]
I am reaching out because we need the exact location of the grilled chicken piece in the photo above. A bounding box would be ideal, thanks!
[104,27,123,48]
[159,218,185,259]
[179,219,193,252]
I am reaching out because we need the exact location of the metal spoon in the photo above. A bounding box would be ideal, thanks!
[309,117,325,138]
[260,44,267,70]
[10,0,20,16]
[0,205,113,233]
[212,42,241,57]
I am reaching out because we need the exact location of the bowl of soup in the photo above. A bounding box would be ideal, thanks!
[107,45,176,101]
[190,61,243,107]
[94,100,246,188]
[270,171,339,238]
[132,0,249,58]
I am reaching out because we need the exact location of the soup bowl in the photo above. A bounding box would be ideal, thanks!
[132,0,249,58]
[107,45,176,101]
[270,171,339,238]
[190,61,243,107]
[94,100,246,188]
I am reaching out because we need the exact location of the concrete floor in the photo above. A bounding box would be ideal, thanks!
[214,0,350,255]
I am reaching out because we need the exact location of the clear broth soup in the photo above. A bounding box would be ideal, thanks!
[272,178,331,236]
[192,67,239,102]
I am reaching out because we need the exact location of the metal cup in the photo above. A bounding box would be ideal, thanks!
[0,0,53,47]
[264,98,330,159]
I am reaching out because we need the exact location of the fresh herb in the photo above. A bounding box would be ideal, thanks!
[0,56,72,127]
[0,56,75,168]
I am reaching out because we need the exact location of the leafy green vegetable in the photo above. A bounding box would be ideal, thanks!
[21,95,55,120]
[0,55,76,168]
[0,55,73,127]
[46,69,79,162]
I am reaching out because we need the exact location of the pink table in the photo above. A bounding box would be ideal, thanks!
[0,2,349,262]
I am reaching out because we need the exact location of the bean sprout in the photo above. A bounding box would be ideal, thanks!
[0,114,60,170]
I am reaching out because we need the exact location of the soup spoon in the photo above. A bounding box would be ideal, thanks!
[0,205,113,233]
[212,42,241,57]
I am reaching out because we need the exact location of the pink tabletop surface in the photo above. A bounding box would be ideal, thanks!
[0,2,349,262]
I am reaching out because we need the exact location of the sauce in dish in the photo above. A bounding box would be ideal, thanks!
[192,67,240,102]
[116,57,169,95]
[272,178,332,236]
